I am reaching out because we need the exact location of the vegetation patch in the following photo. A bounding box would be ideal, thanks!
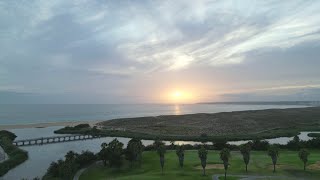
[307,133,320,138]
[0,130,28,177]
[80,150,320,180]
[56,107,320,142]
[267,164,294,170]
[43,150,97,180]
[308,161,320,170]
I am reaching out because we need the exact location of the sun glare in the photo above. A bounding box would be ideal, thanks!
[168,90,194,103]
[174,91,182,98]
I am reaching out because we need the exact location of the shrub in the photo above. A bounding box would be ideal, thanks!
[74,124,90,129]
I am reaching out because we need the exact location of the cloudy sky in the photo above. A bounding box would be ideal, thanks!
[1,0,320,104]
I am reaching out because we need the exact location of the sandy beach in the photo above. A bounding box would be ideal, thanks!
[0,120,101,130]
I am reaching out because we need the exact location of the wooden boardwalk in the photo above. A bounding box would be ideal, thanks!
[13,134,101,146]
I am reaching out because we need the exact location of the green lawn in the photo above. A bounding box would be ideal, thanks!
[80,150,320,180]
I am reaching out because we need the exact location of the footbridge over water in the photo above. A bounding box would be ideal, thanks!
[13,134,101,146]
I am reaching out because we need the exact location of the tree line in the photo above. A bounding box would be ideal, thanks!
[42,135,316,180]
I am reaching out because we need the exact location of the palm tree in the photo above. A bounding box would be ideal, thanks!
[198,145,208,176]
[299,148,310,171]
[240,144,251,172]
[268,145,279,173]
[220,148,231,180]
[176,145,185,168]
[157,143,166,174]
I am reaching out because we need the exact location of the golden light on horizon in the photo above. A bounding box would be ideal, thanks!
[168,90,194,104]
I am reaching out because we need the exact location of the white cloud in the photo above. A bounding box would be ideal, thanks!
[114,0,320,70]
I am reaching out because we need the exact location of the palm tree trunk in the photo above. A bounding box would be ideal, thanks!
[246,164,248,172]
[273,164,275,173]
[224,171,226,180]
[203,167,205,176]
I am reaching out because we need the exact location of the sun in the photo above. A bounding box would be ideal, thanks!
[168,90,193,103]
[173,91,182,98]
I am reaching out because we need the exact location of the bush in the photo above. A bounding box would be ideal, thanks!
[76,151,97,167]
[44,150,97,180]
[0,130,17,141]
[74,124,90,129]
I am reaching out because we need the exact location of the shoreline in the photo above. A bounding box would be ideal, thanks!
[0,120,101,130]
[1,106,319,131]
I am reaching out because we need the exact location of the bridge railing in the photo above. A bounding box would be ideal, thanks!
[13,134,101,146]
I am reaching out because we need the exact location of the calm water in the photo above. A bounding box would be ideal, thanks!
[0,104,308,125]
[0,103,312,179]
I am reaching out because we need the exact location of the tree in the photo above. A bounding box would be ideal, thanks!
[99,142,109,166]
[126,138,144,166]
[157,143,166,174]
[268,145,279,173]
[107,138,124,167]
[240,144,251,172]
[46,161,59,177]
[153,138,165,150]
[65,151,77,162]
[76,151,97,167]
[287,135,301,150]
[250,139,270,151]
[99,139,124,168]
[170,140,175,149]
[213,139,228,150]
[198,145,208,176]
[176,145,185,168]
[298,148,310,171]
[220,148,231,180]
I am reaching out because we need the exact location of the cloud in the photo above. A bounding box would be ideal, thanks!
[2,0,320,72]
[1,0,320,103]
[220,87,320,102]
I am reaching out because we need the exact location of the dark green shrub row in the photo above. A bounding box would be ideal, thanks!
[43,150,97,180]
[308,133,320,138]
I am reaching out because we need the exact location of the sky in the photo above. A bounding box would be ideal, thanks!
[1,0,320,104]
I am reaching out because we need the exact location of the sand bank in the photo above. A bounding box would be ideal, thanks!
[0,120,101,130]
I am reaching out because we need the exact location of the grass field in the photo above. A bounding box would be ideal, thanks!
[80,150,320,180]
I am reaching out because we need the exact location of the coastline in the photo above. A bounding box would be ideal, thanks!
[0,120,101,130]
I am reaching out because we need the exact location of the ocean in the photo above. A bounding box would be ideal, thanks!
[0,103,310,125]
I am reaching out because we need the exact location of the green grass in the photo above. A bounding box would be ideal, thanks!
[80,150,320,180]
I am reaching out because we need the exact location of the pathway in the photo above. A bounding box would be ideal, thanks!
[73,161,102,180]
[212,174,295,180]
